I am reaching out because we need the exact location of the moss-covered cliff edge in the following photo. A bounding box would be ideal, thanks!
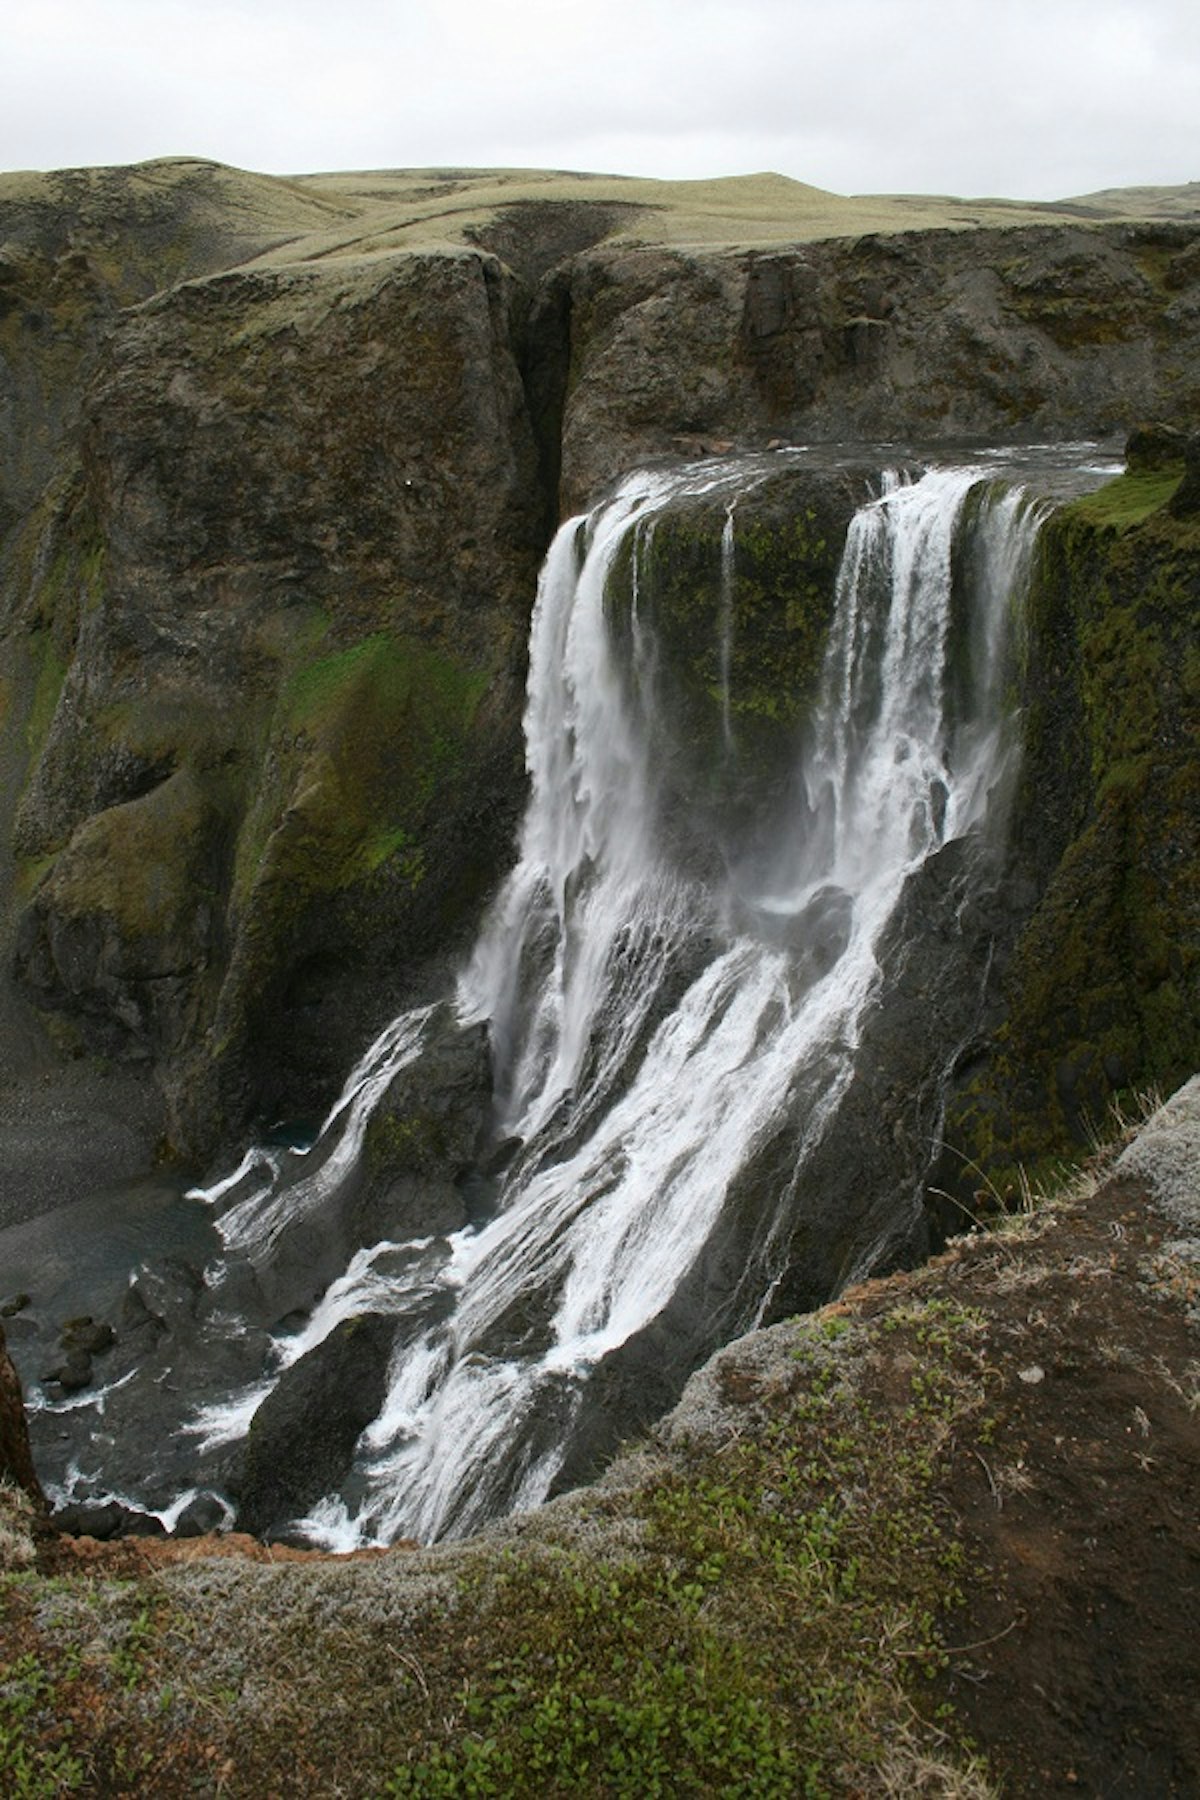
[1,175,546,1163]
[938,432,1200,1203]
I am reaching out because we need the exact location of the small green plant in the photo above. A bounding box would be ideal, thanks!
[109,1606,155,1692]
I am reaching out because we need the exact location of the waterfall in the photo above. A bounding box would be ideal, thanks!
[40,451,1061,1547]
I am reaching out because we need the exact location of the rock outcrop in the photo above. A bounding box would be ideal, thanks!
[558,221,1200,506]
[2,175,544,1157]
[937,436,1200,1200]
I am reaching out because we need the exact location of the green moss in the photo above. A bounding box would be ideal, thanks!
[233,631,486,909]
[12,852,59,904]
[365,1106,448,1176]
[602,486,846,835]
[0,1652,84,1794]
[385,1309,991,1797]
[24,634,65,759]
[943,468,1199,1186]
[1068,466,1183,531]
[34,765,225,947]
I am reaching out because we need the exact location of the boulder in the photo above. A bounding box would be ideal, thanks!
[1168,432,1200,519]
[1125,421,1189,470]
[233,1313,398,1539]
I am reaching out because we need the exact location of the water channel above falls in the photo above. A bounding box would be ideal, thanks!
[5,443,1120,1546]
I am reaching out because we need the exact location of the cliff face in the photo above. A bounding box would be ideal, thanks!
[938,433,1200,1198]
[1,159,1198,1167]
[2,173,545,1155]
[558,220,1200,505]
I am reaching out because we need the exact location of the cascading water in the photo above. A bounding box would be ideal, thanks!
[19,447,1095,1548]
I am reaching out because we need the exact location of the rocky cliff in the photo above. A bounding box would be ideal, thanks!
[1,158,1198,1180]
[937,427,1200,1206]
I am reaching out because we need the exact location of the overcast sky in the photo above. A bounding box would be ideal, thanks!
[4,0,1197,199]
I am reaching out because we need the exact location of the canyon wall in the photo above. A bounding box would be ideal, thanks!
[1,160,1197,1176]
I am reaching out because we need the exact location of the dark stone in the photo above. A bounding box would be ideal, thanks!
[119,1284,168,1342]
[1125,421,1188,471]
[353,1008,492,1249]
[59,1316,116,1356]
[124,1258,205,1332]
[0,1320,45,1505]
[843,314,890,372]
[53,1501,123,1540]
[43,1351,93,1391]
[233,1312,398,1538]
[0,1294,31,1319]
[118,1509,167,1539]
[52,1500,166,1540]
[172,1493,230,1538]
[1167,432,1200,519]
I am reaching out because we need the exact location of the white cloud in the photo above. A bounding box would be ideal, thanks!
[1,0,1196,197]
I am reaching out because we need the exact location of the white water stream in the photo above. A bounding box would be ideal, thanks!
[171,456,1049,1546]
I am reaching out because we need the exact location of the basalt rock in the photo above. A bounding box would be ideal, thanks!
[560,223,1200,508]
[4,219,541,1158]
[935,440,1200,1206]
[356,1007,492,1245]
[234,1312,398,1540]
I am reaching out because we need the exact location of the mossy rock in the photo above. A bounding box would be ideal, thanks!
[940,459,1200,1191]
[13,764,233,1060]
[602,464,870,858]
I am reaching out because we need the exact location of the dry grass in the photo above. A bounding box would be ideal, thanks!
[3,159,1196,275]
[0,1479,37,1571]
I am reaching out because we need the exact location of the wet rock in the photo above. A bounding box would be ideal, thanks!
[173,1493,232,1538]
[234,1313,398,1539]
[52,1501,122,1540]
[119,1283,169,1343]
[354,1008,492,1247]
[59,1316,116,1356]
[52,1500,167,1540]
[940,456,1200,1185]
[122,1510,168,1539]
[42,1352,94,1392]
[124,1257,205,1332]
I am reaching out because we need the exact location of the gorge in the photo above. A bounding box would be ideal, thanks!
[1,163,1198,1552]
